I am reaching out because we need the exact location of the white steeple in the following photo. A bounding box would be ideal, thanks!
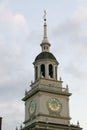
[41,10,51,52]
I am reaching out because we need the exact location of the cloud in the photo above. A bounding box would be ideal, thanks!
[52,0,87,89]
[64,62,87,80]
[53,0,87,59]
[0,100,24,130]
[75,0,87,21]
[53,0,87,46]
[0,3,28,32]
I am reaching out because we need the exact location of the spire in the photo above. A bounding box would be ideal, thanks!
[43,10,47,39]
[41,10,51,52]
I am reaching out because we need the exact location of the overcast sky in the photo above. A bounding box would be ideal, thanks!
[0,0,87,130]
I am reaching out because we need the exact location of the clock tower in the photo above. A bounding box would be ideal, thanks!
[17,12,82,130]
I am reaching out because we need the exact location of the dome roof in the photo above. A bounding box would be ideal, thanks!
[34,51,58,63]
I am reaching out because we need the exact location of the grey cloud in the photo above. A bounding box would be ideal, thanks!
[64,61,87,80]
[52,10,87,47]
[53,20,83,45]
[0,100,24,130]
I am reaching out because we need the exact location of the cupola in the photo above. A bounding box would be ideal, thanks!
[33,11,59,81]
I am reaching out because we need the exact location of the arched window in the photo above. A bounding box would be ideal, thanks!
[35,66,38,80]
[41,64,45,77]
[49,64,53,78]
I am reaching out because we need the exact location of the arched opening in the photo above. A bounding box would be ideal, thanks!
[49,64,53,78]
[35,66,38,80]
[41,64,45,77]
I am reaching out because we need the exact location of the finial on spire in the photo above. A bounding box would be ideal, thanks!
[40,10,51,52]
[43,10,47,39]
[44,10,47,21]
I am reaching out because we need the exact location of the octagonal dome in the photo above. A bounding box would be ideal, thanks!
[34,51,58,63]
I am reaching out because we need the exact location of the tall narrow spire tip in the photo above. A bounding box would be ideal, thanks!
[41,10,51,52]
[44,10,47,21]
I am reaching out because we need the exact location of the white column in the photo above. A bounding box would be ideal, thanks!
[45,63,48,78]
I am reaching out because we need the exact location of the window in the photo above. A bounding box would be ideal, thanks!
[41,64,45,77]
[49,64,53,78]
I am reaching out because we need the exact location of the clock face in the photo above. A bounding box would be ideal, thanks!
[29,101,36,115]
[48,97,62,113]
